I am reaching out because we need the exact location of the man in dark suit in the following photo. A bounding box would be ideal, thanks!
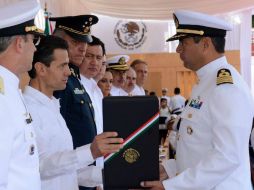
[51,15,106,190]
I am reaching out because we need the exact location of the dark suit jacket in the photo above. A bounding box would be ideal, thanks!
[54,63,97,148]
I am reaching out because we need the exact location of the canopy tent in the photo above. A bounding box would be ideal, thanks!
[12,0,253,20]
[0,0,254,87]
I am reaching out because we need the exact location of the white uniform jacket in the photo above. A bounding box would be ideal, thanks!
[132,84,145,95]
[110,85,128,96]
[23,86,102,190]
[162,56,254,190]
[0,66,40,190]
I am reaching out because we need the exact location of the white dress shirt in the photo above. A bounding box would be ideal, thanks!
[80,75,103,135]
[110,85,128,96]
[170,94,186,113]
[80,75,105,173]
[23,86,102,190]
[131,84,145,95]
[0,66,41,190]
[162,56,254,190]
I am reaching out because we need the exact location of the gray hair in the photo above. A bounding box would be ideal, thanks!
[0,36,16,53]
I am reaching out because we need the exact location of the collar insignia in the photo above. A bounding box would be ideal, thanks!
[74,88,84,94]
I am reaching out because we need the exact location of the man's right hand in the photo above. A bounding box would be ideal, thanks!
[90,132,124,159]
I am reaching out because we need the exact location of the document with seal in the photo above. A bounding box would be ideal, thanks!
[103,96,159,189]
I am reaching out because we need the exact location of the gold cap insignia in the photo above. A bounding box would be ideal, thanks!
[123,148,140,163]
[118,57,126,65]
[216,68,233,85]
[0,76,4,95]
[83,26,90,33]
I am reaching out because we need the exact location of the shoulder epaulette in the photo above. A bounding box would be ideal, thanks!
[0,76,4,94]
[216,68,233,85]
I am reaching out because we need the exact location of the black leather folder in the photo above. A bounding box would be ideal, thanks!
[103,96,159,189]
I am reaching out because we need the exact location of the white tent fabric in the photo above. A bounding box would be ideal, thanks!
[80,0,254,20]
[0,0,253,87]
[2,0,253,20]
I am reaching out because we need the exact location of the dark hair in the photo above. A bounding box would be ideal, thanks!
[149,91,156,96]
[160,98,167,103]
[174,87,180,95]
[28,35,69,79]
[193,36,225,53]
[130,59,147,68]
[89,35,106,55]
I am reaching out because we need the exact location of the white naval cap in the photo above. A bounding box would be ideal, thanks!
[167,10,232,42]
[0,0,44,37]
[106,55,130,71]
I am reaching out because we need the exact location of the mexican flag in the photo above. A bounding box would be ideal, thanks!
[44,4,52,35]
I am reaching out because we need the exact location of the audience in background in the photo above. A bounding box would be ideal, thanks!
[131,59,148,95]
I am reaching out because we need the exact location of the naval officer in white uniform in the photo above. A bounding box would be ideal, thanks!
[142,10,254,190]
[0,0,44,189]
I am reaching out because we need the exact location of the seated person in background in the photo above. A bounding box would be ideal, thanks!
[23,36,123,190]
[122,67,137,96]
[97,70,113,97]
[170,87,186,115]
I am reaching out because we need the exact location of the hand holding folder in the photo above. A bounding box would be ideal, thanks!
[90,132,124,159]
[103,96,160,189]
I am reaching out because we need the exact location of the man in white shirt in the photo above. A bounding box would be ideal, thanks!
[130,59,148,96]
[23,36,123,190]
[79,36,106,186]
[106,55,130,96]
[0,1,44,189]
[142,10,254,190]
[79,36,105,135]
[170,87,186,114]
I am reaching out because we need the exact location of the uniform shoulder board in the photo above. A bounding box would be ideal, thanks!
[216,68,233,85]
[0,76,4,94]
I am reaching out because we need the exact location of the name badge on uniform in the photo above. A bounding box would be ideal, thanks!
[73,88,84,94]
[189,99,203,109]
